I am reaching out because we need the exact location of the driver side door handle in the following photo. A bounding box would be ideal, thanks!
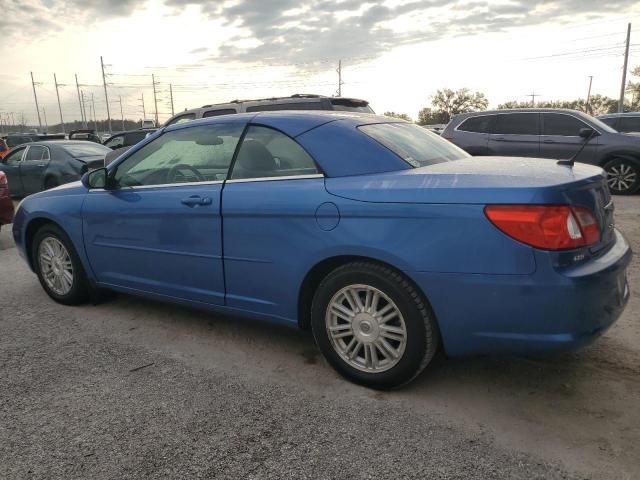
[181,195,212,207]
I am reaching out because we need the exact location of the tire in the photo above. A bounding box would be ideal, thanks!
[603,158,640,195]
[44,177,59,190]
[32,224,89,305]
[311,261,439,389]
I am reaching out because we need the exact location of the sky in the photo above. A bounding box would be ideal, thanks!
[0,0,639,129]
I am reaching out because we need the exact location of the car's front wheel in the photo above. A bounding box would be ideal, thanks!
[604,158,640,195]
[32,224,89,305]
[311,261,439,389]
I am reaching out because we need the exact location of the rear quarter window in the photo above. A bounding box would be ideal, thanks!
[203,109,237,117]
[359,123,469,168]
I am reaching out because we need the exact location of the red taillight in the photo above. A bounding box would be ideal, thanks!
[484,205,600,250]
[0,171,7,187]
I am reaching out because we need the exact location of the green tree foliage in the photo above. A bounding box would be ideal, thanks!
[429,88,489,123]
[497,96,619,116]
[416,108,449,125]
[383,111,413,122]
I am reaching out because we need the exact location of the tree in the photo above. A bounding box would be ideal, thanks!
[383,111,412,122]
[430,88,488,123]
[497,96,619,116]
[416,108,449,125]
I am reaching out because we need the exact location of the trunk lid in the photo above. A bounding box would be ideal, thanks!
[75,155,105,171]
[325,157,615,251]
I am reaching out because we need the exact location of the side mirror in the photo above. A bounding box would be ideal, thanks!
[82,167,109,189]
[579,128,596,139]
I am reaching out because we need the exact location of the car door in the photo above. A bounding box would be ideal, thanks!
[221,125,328,320]
[539,113,598,162]
[20,145,50,194]
[488,112,541,157]
[0,146,27,196]
[82,121,245,305]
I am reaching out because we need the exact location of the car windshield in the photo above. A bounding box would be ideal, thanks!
[64,143,110,157]
[359,123,469,168]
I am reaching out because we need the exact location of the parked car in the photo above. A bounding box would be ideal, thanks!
[103,129,157,150]
[598,112,640,135]
[4,134,38,148]
[164,93,374,126]
[0,141,109,197]
[0,171,14,229]
[12,112,631,389]
[442,109,640,194]
[68,129,102,143]
[423,124,447,135]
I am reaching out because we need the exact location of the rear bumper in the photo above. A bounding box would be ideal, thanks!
[410,229,632,356]
[0,196,14,226]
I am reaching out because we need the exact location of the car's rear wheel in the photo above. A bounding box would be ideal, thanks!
[604,158,640,195]
[311,261,439,389]
[32,224,89,305]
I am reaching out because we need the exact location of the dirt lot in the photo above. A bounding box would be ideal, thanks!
[0,197,638,479]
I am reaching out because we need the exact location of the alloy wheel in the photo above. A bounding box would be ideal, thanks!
[325,284,407,373]
[606,162,638,193]
[38,236,74,296]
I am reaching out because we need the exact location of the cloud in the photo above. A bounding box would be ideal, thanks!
[166,0,638,67]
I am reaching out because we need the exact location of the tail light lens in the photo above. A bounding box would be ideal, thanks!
[0,172,7,198]
[484,205,600,250]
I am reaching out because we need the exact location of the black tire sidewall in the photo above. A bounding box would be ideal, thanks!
[32,224,89,305]
[311,263,437,389]
[604,158,640,195]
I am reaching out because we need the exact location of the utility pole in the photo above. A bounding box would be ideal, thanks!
[81,91,88,128]
[118,96,125,131]
[152,74,159,126]
[42,107,48,132]
[528,92,539,107]
[618,23,631,113]
[100,56,112,133]
[54,73,65,133]
[90,93,96,129]
[30,72,43,131]
[140,93,146,121]
[169,83,175,117]
[585,76,593,114]
[336,60,344,97]
[75,74,86,128]
[20,113,25,133]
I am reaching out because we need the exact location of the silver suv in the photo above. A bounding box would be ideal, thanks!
[441,108,640,194]
[165,94,373,126]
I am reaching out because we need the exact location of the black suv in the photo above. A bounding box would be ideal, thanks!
[442,108,640,194]
[103,129,157,150]
[164,94,374,126]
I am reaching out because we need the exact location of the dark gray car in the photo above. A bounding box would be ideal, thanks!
[598,112,640,134]
[442,108,640,194]
[0,141,109,197]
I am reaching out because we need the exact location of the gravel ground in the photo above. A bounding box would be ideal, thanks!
[0,196,638,479]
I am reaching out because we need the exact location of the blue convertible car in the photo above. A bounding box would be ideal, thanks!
[12,112,632,388]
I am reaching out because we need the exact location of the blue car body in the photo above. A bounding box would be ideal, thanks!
[12,112,632,356]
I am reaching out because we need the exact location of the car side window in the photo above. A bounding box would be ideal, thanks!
[166,113,196,126]
[619,116,640,133]
[230,126,319,180]
[105,135,125,149]
[543,114,589,136]
[599,117,618,129]
[457,115,496,133]
[492,113,539,135]
[203,109,237,117]
[24,146,48,161]
[113,124,244,188]
[4,147,26,165]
